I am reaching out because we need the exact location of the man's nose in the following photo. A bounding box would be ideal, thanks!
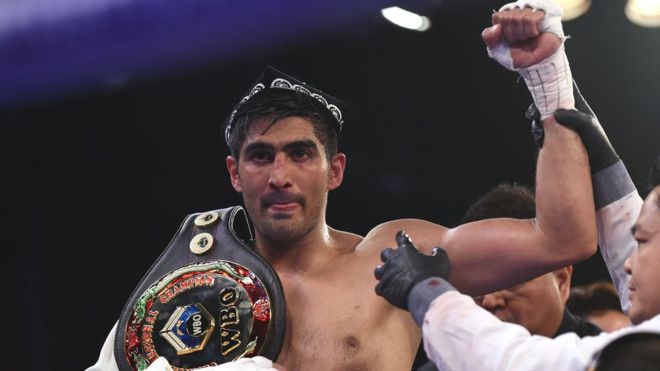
[268,153,292,189]
[477,292,506,311]
[624,249,636,275]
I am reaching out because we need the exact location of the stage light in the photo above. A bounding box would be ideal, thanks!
[626,0,660,27]
[556,0,591,21]
[381,7,431,31]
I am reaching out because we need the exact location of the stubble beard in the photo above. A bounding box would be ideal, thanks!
[256,197,325,245]
[258,217,314,244]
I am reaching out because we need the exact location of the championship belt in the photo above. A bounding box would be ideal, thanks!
[114,206,286,370]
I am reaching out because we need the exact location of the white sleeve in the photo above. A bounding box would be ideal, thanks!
[592,161,643,313]
[86,322,120,371]
[421,291,615,371]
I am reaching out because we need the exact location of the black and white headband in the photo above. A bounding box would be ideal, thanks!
[224,65,346,146]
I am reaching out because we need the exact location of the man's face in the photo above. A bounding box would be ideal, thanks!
[474,267,571,337]
[626,186,660,324]
[226,116,345,243]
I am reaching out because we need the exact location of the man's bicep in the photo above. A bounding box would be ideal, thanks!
[442,217,567,296]
[367,217,569,296]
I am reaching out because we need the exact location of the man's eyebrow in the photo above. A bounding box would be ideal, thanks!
[244,142,275,153]
[631,224,646,236]
[282,139,318,152]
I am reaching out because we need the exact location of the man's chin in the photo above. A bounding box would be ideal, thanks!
[258,219,293,234]
[269,211,294,220]
[258,217,306,240]
[628,306,647,325]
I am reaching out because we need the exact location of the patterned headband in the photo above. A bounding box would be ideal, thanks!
[224,65,347,146]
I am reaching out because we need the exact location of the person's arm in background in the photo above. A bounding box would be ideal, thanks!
[542,84,643,312]
[375,232,617,371]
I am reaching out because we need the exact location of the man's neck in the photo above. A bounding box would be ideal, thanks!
[254,223,336,275]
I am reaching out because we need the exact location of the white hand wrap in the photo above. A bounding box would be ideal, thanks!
[144,356,277,371]
[201,356,277,371]
[487,0,574,120]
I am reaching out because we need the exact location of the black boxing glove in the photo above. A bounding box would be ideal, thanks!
[374,231,451,311]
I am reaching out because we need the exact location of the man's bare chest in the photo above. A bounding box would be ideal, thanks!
[274,274,409,370]
[283,271,383,335]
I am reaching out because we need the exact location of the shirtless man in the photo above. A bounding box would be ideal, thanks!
[221,1,593,366]
[89,1,596,369]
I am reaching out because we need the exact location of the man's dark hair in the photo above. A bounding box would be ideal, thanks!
[594,332,660,371]
[225,89,339,161]
[462,183,536,223]
[566,281,624,316]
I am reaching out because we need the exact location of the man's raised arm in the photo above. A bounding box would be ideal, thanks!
[374,0,597,295]
[445,0,596,294]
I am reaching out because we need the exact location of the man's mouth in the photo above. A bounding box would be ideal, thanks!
[261,193,304,211]
[269,202,298,212]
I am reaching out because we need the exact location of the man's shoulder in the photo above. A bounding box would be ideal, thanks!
[328,227,364,252]
[358,219,450,255]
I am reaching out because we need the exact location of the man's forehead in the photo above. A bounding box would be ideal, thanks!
[651,186,660,207]
[248,116,315,135]
[635,188,660,233]
[241,117,323,150]
[643,187,660,213]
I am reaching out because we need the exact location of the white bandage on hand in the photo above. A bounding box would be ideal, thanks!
[144,356,277,371]
[519,47,574,120]
[198,356,277,371]
[487,0,574,120]
[500,0,565,37]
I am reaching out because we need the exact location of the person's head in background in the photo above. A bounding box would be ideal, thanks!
[592,332,660,371]
[624,156,660,325]
[567,282,630,332]
[465,184,575,337]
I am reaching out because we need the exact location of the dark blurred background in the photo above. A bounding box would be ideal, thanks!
[2,0,659,369]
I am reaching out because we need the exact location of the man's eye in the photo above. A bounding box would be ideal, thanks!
[633,233,647,247]
[249,151,271,162]
[291,149,310,160]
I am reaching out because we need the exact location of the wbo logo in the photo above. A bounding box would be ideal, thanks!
[160,304,215,355]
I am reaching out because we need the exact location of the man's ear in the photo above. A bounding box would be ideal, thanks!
[553,265,573,303]
[226,156,242,192]
[328,153,346,191]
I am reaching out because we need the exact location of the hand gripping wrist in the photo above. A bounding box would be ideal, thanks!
[553,81,619,173]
